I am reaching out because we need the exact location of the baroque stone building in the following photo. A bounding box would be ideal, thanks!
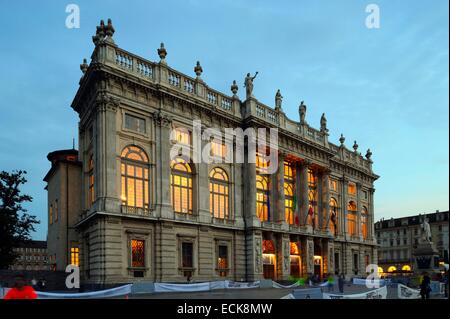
[9,240,49,271]
[375,210,449,275]
[44,19,379,285]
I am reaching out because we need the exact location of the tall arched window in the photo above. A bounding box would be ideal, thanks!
[121,146,149,210]
[171,157,193,214]
[361,206,369,239]
[347,201,357,237]
[329,197,339,236]
[284,161,295,225]
[209,167,229,219]
[256,152,270,222]
[88,156,95,207]
[308,169,318,227]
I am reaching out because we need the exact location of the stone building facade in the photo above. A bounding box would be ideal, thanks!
[45,20,379,285]
[375,210,449,275]
[9,240,49,271]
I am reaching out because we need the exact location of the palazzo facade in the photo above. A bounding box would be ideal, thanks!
[44,20,379,285]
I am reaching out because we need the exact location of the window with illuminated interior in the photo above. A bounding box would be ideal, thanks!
[361,206,369,239]
[256,152,270,222]
[172,127,191,145]
[329,197,339,236]
[131,239,145,268]
[120,146,149,209]
[347,201,357,236]
[209,167,229,219]
[217,245,228,277]
[171,157,193,214]
[70,247,79,266]
[307,169,318,227]
[284,161,295,225]
[211,140,228,159]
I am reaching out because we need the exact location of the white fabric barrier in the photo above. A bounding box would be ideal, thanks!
[280,293,295,299]
[153,280,260,293]
[36,284,132,299]
[397,284,421,299]
[1,288,11,299]
[272,281,300,289]
[323,286,387,299]
[352,278,389,286]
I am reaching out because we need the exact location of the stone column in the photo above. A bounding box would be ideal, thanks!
[243,134,259,227]
[369,188,376,242]
[197,161,211,223]
[298,161,310,226]
[328,240,335,275]
[321,169,330,232]
[276,234,290,280]
[95,94,120,213]
[246,232,263,281]
[275,153,285,224]
[302,236,314,276]
[356,182,363,241]
[154,111,173,219]
[341,176,348,240]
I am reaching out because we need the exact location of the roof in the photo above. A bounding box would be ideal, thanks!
[375,211,449,230]
[15,240,47,249]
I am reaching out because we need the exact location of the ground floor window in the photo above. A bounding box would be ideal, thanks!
[334,252,340,273]
[217,245,228,277]
[131,239,145,268]
[353,253,359,274]
[182,242,194,268]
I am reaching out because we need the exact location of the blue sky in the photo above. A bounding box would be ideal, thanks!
[0,0,448,240]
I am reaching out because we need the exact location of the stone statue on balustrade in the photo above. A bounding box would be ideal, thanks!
[275,89,283,111]
[320,113,328,133]
[299,101,307,125]
[244,72,258,99]
[420,217,432,243]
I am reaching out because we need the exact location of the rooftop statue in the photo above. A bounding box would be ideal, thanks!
[275,89,283,111]
[299,101,307,125]
[244,72,258,99]
[421,217,432,243]
[320,113,328,133]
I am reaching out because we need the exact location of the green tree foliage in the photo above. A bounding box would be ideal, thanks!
[0,170,39,269]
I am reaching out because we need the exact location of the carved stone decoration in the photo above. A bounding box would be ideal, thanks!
[299,101,307,125]
[154,110,172,127]
[244,72,258,99]
[353,140,359,153]
[92,19,115,45]
[366,149,373,161]
[80,58,89,74]
[275,89,283,111]
[283,240,290,273]
[95,92,120,112]
[231,80,238,96]
[255,237,263,273]
[307,240,314,273]
[320,113,328,133]
[194,61,203,78]
[339,134,345,146]
[157,43,167,63]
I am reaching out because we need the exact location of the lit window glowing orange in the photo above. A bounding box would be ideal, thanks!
[290,242,300,255]
[361,206,369,239]
[171,158,193,214]
[284,161,295,225]
[120,146,149,209]
[70,247,79,266]
[209,168,229,219]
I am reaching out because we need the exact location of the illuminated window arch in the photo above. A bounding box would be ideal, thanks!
[402,265,411,272]
[284,161,295,225]
[378,267,384,274]
[171,157,193,214]
[308,169,318,227]
[361,206,369,240]
[329,197,339,236]
[347,201,357,237]
[256,152,270,222]
[120,146,149,209]
[387,266,397,273]
[88,156,95,206]
[209,167,229,219]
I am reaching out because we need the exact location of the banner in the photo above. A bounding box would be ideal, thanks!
[1,288,11,299]
[397,284,420,299]
[323,286,387,299]
[225,281,260,289]
[280,293,295,299]
[36,284,132,299]
[272,281,300,289]
[352,278,390,286]
[153,280,260,293]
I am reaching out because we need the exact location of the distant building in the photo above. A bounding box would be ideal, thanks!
[9,240,49,271]
[375,210,449,274]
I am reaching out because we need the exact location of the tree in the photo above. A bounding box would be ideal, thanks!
[0,170,39,269]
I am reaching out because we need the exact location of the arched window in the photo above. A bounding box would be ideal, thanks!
[347,201,357,237]
[329,197,339,236]
[171,157,193,214]
[387,266,397,273]
[256,152,270,222]
[284,161,295,225]
[308,169,318,228]
[361,206,369,239]
[209,167,229,219]
[121,146,149,209]
[88,156,95,206]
